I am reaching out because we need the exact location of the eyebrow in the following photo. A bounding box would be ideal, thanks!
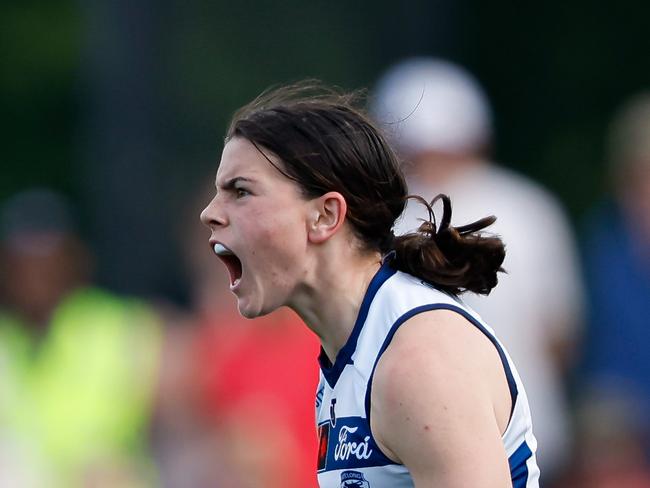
[217,176,254,191]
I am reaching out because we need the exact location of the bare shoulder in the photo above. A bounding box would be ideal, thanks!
[380,309,500,370]
[372,310,506,409]
[370,309,512,486]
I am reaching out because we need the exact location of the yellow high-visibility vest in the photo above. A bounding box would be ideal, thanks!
[0,287,161,487]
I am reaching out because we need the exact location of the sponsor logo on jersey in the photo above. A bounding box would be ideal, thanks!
[334,425,373,461]
[340,470,370,487]
[316,385,324,409]
[318,416,389,473]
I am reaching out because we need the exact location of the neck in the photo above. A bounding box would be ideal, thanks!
[289,242,382,364]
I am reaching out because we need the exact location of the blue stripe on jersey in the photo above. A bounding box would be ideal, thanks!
[509,441,532,488]
[364,303,519,439]
[319,260,397,388]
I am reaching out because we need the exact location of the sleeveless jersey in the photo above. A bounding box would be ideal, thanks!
[315,259,540,487]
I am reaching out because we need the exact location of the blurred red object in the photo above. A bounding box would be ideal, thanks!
[192,307,320,488]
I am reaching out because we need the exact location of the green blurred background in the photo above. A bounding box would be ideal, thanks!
[2,0,649,301]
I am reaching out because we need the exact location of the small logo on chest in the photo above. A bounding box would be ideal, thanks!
[340,470,371,487]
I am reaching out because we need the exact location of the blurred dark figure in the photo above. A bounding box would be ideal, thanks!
[0,189,161,487]
[581,93,650,397]
[567,93,650,485]
[371,58,585,482]
[152,185,319,488]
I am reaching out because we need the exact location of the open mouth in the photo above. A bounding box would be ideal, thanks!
[213,243,243,287]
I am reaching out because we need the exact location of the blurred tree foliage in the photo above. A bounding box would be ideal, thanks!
[2,0,648,217]
[0,0,80,199]
[467,0,650,217]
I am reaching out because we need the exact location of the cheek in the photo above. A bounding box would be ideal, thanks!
[240,196,309,272]
[253,217,307,270]
[254,200,306,240]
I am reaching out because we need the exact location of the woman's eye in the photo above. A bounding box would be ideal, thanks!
[235,188,250,198]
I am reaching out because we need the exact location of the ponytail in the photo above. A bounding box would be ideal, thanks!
[392,194,505,295]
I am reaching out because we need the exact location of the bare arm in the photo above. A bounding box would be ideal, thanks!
[370,310,513,487]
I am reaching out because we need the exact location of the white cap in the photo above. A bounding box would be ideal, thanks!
[371,57,492,156]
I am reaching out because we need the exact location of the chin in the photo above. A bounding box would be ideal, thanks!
[237,307,261,319]
[236,298,264,319]
[237,297,279,320]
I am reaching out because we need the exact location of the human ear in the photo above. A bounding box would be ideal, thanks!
[307,192,347,244]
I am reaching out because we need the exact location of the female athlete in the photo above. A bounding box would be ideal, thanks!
[200,83,540,487]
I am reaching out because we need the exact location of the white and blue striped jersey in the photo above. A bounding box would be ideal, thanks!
[315,258,540,487]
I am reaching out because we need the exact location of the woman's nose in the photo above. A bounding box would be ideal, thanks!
[200,196,227,228]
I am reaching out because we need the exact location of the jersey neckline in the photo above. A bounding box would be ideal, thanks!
[318,255,397,388]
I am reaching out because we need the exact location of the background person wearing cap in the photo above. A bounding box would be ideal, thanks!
[0,188,161,487]
[371,58,585,482]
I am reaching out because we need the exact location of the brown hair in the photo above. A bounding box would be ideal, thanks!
[226,82,505,295]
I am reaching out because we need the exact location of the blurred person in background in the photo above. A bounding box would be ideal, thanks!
[0,188,161,487]
[571,93,650,483]
[371,58,584,482]
[152,184,319,488]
